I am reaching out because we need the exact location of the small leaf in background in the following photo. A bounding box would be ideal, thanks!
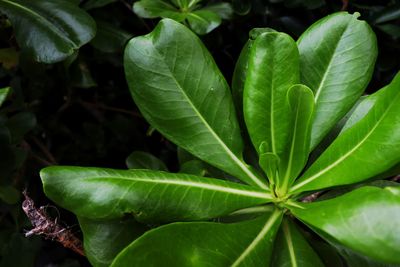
[126,151,168,171]
[133,0,186,21]
[90,21,133,53]
[0,0,96,63]
[186,10,221,35]
[0,48,19,69]
[79,217,147,267]
[204,2,234,20]
[0,185,20,204]
[371,5,400,24]
[232,0,251,15]
[6,111,37,144]
[179,160,207,176]
[0,87,11,107]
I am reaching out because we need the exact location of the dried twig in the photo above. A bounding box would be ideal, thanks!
[301,191,323,203]
[22,190,85,256]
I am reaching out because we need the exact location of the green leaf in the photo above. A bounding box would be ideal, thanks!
[6,111,37,144]
[133,0,186,21]
[290,73,400,194]
[232,0,251,15]
[40,166,273,222]
[126,151,168,171]
[277,85,314,195]
[243,32,299,158]
[232,28,276,125]
[259,150,280,185]
[289,186,400,264]
[371,5,400,24]
[179,160,207,176]
[124,19,267,189]
[111,210,283,267]
[297,12,377,150]
[186,10,221,35]
[0,0,96,63]
[204,2,233,20]
[79,217,147,267]
[272,219,324,267]
[0,87,11,107]
[90,20,133,53]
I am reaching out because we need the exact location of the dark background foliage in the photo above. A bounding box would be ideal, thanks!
[0,0,399,266]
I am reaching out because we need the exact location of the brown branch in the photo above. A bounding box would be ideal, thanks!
[22,190,85,257]
[31,137,58,165]
[301,191,323,203]
[79,100,142,118]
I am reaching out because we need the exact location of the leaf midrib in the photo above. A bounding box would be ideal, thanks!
[283,220,298,267]
[291,89,398,193]
[310,20,350,103]
[231,209,282,266]
[148,37,267,189]
[85,175,272,200]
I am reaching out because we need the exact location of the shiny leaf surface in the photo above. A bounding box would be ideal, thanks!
[41,166,273,222]
[298,12,377,149]
[291,73,400,193]
[111,210,283,267]
[124,19,266,188]
[290,186,400,264]
[0,0,96,63]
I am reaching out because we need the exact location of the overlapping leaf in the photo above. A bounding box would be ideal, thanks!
[298,12,377,149]
[41,166,273,222]
[124,19,266,188]
[0,0,96,63]
[289,186,400,264]
[291,73,400,193]
[111,210,283,267]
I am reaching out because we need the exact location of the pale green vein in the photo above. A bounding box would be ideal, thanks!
[283,220,297,267]
[231,209,282,266]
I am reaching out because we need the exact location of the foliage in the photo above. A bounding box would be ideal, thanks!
[39,12,400,266]
[133,0,233,34]
[1,0,400,266]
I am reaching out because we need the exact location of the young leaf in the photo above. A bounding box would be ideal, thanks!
[79,217,147,267]
[289,186,400,264]
[203,2,233,20]
[298,12,378,149]
[232,28,276,125]
[126,151,168,171]
[272,219,324,267]
[111,210,283,267]
[40,166,273,222]
[277,85,314,195]
[0,0,96,63]
[291,72,400,194]
[243,32,300,158]
[124,19,267,189]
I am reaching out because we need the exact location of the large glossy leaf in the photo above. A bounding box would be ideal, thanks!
[0,0,96,63]
[277,85,314,195]
[289,186,400,264]
[243,32,299,159]
[111,210,283,267]
[79,217,147,267]
[0,87,11,107]
[291,73,400,193]
[272,219,324,267]
[232,28,276,125]
[124,19,267,189]
[298,12,377,149]
[40,166,273,222]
